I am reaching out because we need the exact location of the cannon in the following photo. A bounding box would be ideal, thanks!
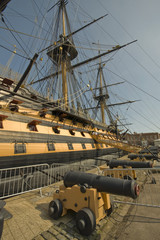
[49,171,140,236]
[128,153,157,160]
[100,159,153,180]
[139,146,158,155]
[64,171,139,199]
[108,159,153,169]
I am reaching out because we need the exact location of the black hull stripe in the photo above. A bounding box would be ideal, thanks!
[0,148,117,169]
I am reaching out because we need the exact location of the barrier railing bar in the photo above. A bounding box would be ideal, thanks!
[0,164,50,199]
[0,187,43,200]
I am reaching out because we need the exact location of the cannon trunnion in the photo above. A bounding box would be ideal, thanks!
[49,171,140,236]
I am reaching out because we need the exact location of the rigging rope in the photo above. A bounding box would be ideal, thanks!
[0,26,50,42]
[2,15,31,58]
[107,68,160,103]
[0,44,30,60]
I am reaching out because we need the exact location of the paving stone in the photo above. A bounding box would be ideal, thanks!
[61,229,67,236]
[65,227,76,235]
[14,234,26,240]
[64,232,74,239]
[2,232,14,240]
[88,233,98,240]
[33,235,45,240]
[66,221,75,228]
[48,227,59,236]
[23,231,35,240]
[73,232,83,239]
[99,218,108,226]
[41,231,56,240]
[56,233,67,240]
[57,222,67,230]
[52,225,62,233]
[57,222,75,238]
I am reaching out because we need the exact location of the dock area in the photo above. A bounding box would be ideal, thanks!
[1,155,160,240]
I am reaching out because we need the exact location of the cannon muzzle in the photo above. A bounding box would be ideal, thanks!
[64,171,140,199]
[108,159,153,169]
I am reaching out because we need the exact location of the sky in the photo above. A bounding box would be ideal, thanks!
[1,0,160,134]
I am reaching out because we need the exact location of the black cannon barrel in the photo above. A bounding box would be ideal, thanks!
[108,159,153,169]
[139,146,158,155]
[128,153,157,160]
[64,171,140,199]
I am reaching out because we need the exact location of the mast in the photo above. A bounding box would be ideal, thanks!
[99,52,105,123]
[13,53,38,93]
[61,0,68,105]
[94,47,113,124]
[47,0,78,107]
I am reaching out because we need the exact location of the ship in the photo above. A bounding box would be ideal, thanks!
[0,0,136,169]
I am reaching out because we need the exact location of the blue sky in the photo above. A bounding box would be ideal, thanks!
[75,0,160,134]
[1,0,160,134]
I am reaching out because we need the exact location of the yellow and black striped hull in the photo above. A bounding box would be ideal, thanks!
[0,107,117,169]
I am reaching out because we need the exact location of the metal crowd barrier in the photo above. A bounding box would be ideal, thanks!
[102,167,160,208]
[0,161,101,199]
[0,164,50,199]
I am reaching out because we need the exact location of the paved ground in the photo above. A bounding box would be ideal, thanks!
[3,186,159,240]
[1,189,54,240]
[110,204,160,240]
[1,157,160,240]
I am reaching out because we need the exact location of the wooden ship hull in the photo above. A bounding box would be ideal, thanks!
[0,78,117,169]
[0,106,117,169]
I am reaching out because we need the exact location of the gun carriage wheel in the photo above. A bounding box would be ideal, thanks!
[76,207,96,236]
[48,199,63,220]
